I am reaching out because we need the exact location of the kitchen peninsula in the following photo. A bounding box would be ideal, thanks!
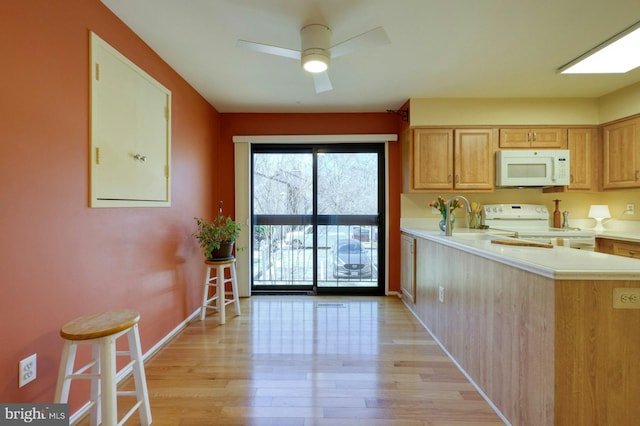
[400,229,640,426]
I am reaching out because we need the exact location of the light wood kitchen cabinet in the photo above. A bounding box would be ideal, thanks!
[499,127,567,148]
[411,128,454,190]
[567,127,596,190]
[596,237,640,259]
[400,233,416,303]
[407,128,495,191]
[602,117,640,190]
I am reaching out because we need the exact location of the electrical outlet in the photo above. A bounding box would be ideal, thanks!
[19,354,37,387]
[613,288,640,309]
[626,204,635,215]
[438,286,445,303]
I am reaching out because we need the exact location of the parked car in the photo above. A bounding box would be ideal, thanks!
[331,239,372,278]
[286,225,350,249]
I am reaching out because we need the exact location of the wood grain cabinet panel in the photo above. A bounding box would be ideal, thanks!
[411,128,454,190]
[454,129,495,190]
[400,233,416,304]
[499,127,566,148]
[404,234,640,425]
[596,237,640,259]
[406,128,495,191]
[567,128,596,190]
[602,117,640,190]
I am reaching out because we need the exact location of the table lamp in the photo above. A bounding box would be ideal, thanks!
[588,205,611,232]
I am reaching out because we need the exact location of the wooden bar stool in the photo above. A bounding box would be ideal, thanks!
[201,258,241,324]
[54,309,151,426]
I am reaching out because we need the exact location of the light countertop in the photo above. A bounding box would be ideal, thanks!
[401,227,640,280]
[596,231,640,243]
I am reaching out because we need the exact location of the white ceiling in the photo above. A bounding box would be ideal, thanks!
[100,0,640,113]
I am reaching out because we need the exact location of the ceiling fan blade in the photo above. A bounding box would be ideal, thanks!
[313,71,333,93]
[329,26,390,58]
[236,39,301,60]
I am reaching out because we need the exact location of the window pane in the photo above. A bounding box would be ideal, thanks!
[253,153,313,215]
[317,153,378,215]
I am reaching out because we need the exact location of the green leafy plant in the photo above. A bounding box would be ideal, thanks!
[194,214,242,257]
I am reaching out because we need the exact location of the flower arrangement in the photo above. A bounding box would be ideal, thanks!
[429,196,462,216]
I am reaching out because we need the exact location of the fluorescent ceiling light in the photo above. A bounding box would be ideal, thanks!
[559,21,640,74]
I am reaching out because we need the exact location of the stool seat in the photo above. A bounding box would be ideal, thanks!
[205,258,235,266]
[55,309,151,426]
[60,309,140,341]
[201,258,241,324]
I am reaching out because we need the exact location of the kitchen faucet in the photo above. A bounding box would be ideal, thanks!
[445,195,472,236]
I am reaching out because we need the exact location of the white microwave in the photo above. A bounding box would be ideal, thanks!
[496,149,570,187]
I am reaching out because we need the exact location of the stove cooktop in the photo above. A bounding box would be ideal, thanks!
[483,204,595,238]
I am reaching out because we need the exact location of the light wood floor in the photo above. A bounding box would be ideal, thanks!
[89,296,505,425]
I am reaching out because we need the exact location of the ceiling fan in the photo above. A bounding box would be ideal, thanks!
[237,24,390,93]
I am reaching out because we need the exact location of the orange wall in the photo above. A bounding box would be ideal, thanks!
[0,1,220,408]
[1,0,404,411]
[220,113,403,292]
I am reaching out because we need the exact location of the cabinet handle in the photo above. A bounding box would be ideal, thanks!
[455,174,460,183]
[570,174,574,183]
[133,153,147,162]
[636,170,639,181]
[527,132,531,142]
[448,174,452,183]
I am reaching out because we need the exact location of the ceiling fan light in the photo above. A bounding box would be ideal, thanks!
[302,51,329,73]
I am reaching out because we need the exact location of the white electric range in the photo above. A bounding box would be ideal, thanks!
[483,204,596,250]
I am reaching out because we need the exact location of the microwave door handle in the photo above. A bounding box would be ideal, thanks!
[551,159,557,182]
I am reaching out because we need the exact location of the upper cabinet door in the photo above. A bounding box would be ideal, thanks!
[454,129,495,190]
[530,128,567,148]
[602,118,640,190]
[90,32,171,207]
[567,128,595,190]
[412,128,454,190]
[499,128,566,148]
[498,128,530,148]
[406,128,495,191]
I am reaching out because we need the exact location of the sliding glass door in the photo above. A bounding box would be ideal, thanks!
[251,144,384,295]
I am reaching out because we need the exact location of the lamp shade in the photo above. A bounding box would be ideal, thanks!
[588,205,611,219]
[588,205,611,232]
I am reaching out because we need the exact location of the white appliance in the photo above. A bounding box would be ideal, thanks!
[483,204,595,250]
[496,149,570,187]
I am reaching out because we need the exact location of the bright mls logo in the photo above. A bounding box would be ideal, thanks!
[1,404,68,425]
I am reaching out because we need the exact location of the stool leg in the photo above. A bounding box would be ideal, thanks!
[90,343,101,426]
[127,324,152,426]
[217,265,226,324]
[200,265,212,321]
[54,340,77,403]
[100,335,118,426]
[230,261,241,316]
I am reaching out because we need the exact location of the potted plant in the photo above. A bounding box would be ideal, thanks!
[194,214,242,260]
